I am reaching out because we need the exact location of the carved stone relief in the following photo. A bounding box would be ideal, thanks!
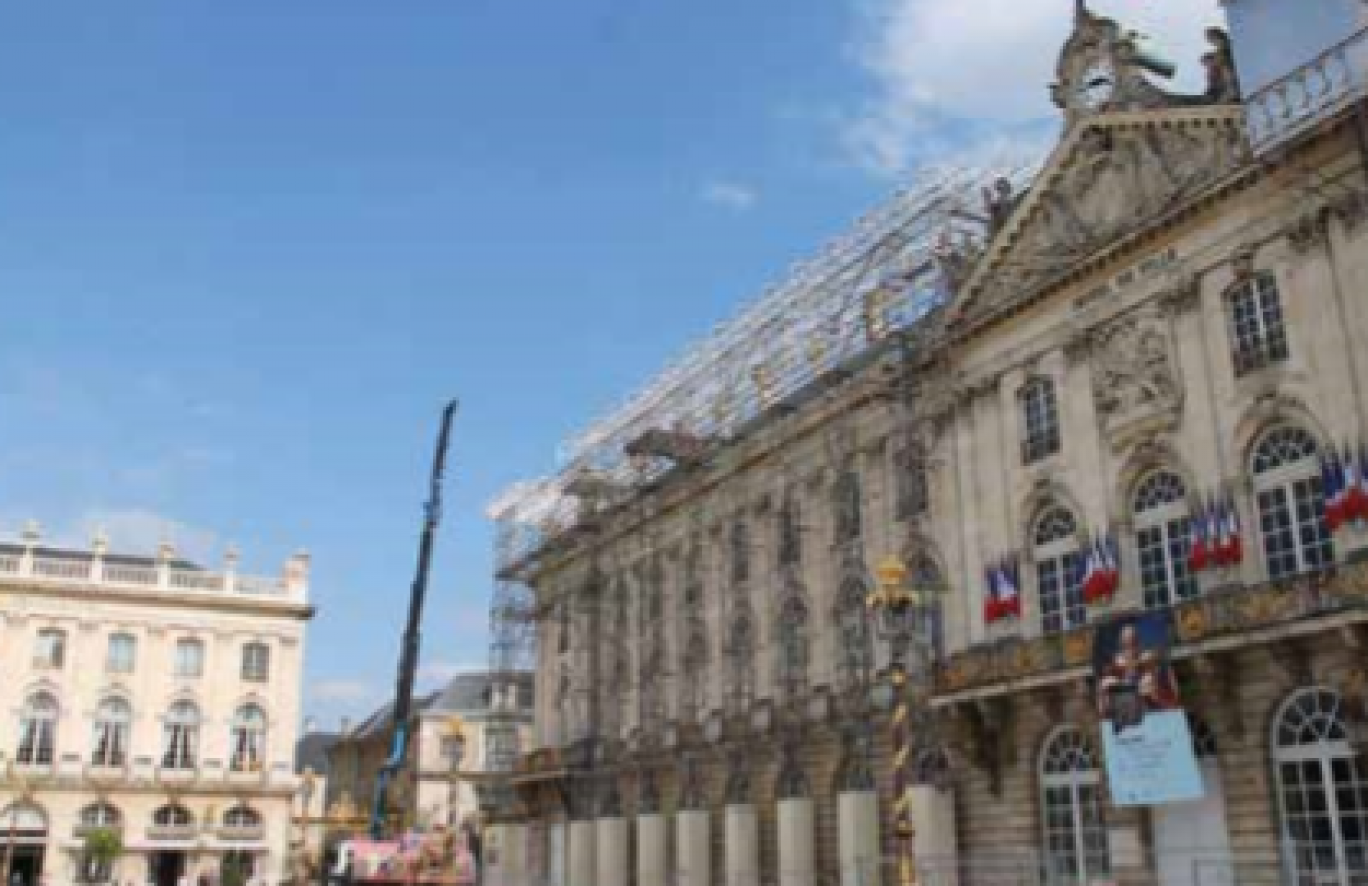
[1089,311,1182,449]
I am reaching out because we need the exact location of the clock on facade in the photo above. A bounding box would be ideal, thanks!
[1077,58,1117,110]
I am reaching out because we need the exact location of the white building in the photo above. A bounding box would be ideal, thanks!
[0,523,313,886]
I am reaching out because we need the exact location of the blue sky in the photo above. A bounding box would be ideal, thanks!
[0,0,1220,728]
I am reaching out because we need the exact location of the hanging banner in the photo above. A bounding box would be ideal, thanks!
[1091,612,1203,806]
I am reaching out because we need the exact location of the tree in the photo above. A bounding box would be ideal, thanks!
[82,827,123,884]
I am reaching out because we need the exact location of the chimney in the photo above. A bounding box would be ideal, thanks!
[304,716,318,735]
[340,716,352,735]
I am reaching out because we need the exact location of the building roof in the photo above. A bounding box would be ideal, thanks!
[295,730,342,775]
[0,542,206,571]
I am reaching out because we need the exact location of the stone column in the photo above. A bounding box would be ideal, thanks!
[595,816,629,886]
[837,791,881,886]
[724,804,759,886]
[567,819,596,886]
[676,809,711,886]
[777,798,815,886]
[910,784,958,886]
[637,812,669,886]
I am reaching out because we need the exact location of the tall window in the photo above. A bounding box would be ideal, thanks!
[895,443,931,521]
[1134,471,1198,609]
[1228,272,1289,376]
[1253,427,1333,580]
[834,469,863,544]
[78,804,121,883]
[680,627,709,722]
[16,692,58,765]
[1035,507,1084,635]
[835,577,873,688]
[1273,688,1368,884]
[174,639,204,678]
[726,612,755,711]
[92,698,131,767]
[1041,727,1110,883]
[241,642,271,682]
[34,628,66,669]
[777,491,803,567]
[775,593,809,698]
[106,633,136,675]
[485,726,520,771]
[1020,378,1062,464]
[229,704,267,772]
[730,520,750,584]
[161,701,200,770]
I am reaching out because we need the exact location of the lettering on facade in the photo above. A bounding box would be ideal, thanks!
[1075,247,1179,312]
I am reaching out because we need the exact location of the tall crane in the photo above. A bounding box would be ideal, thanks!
[371,399,459,839]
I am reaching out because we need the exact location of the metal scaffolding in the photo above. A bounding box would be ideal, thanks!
[490,153,1039,577]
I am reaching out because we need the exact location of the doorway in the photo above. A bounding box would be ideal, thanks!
[3,846,45,886]
[1153,731,1234,885]
[150,851,187,886]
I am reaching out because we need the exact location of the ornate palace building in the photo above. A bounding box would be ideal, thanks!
[490,3,1368,885]
[0,525,313,886]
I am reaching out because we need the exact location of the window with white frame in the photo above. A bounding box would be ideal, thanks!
[485,725,520,771]
[1228,272,1290,376]
[223,805,262,830]
[1252,427,1334,580]
[105,632,136,675]
[241,642,270,682]
[34,628,65,669]
[153,804,193,828]
[16,692,58,765]
[1040,727,1110,883]
[835,576,874,688]
[161,701,200,770]
[91,697,131,767]
[229,704,267,772]
[1273,688,1368,885]
[1020,378,1062,464]
[79,803,120,830]
[174,638,204,678]
[1035,507,1084,635]
[1133,471,1198,609]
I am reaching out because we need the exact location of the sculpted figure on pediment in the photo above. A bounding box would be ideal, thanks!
[1091,313,1182,447]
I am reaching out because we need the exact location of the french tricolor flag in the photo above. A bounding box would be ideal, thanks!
[1323,451,1345,533]
[999,556,1022,619]
[983,564,1002,624]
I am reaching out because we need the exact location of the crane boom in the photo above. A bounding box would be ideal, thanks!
[371,399,459,839]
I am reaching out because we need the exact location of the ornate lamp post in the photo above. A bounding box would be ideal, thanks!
[867,554,937,886]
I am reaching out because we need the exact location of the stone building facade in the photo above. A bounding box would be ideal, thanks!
[0,526,313,886]
[496,6,1368,886]
[324,672,534,837]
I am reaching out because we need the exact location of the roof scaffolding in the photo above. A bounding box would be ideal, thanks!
[492,155,1041,567]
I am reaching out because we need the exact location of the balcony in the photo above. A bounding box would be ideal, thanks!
[216,826,265,843]
[146,825,197,842]
[1247,27,1368,155]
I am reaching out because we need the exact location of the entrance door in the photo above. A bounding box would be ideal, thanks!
[1154,759,1234,885]
[150,851,187,886]
[5,847,44,886]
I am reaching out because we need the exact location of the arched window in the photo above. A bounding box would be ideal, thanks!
[835,577,874,688]
[223,806,262,829]
[726,611,755,711]
[105,632,136,675]
[92,698,131,767]
[34,628,66,669]
[161,701,200,770]
[834,469,863,544]
[79,803,121,829]
[775,593,809,698]
[1273,688,1368,883]
[1252,427,1333,580]
[1040,727,1110,883]
[731,520,751,584]
[1227,272,1289,376]
[152,805,194,828]
[174,638,204,678]
[1034,508,1084,635]
[1133,471,1198,609]
[1020,378,1062,464]
[16,692,58,765]
[229,704,267,772]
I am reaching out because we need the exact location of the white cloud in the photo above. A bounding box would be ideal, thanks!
[701,181,759,212]
[311,679,376,703]
[417,661,486,685]
[846,0,1225,174]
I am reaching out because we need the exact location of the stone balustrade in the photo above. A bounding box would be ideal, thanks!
[0,520,309,604]
[1246,26,1368,155]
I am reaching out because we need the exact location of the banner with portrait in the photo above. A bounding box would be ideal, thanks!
[1091,612,1203,806]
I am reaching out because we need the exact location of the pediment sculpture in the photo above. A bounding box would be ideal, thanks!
[1089,311,1183,449]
